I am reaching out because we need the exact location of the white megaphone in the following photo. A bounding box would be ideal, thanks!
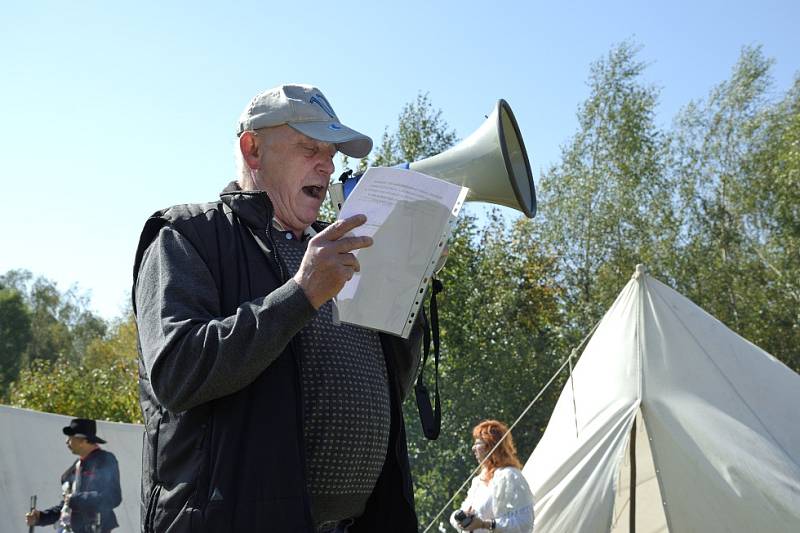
[330,99,536,218]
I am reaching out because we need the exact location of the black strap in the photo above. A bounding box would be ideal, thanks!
[415,278,443,440]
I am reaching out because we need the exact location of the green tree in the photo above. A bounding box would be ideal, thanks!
[0,269,139,421]
[0,269,107,365]
[668,46,799,371]
[538,41,672,341]
[739,75,800,372]
[410,213,565,528]
[7,312,140,422]
[0,286,32,398]
[371,92,458,168]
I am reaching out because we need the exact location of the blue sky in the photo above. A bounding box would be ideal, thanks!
[1,0,798,319]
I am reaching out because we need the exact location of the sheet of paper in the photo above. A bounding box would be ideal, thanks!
[334,167,468,337]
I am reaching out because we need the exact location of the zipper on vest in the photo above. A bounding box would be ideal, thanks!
[265,221,313,521]
[263,217,315,524]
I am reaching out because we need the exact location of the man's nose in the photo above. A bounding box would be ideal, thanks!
[318,161,334,177]
[317,154,335,176]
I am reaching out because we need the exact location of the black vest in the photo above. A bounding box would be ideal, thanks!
[132,183,419,532]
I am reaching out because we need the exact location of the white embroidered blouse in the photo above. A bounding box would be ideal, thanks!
[449,466,535,533]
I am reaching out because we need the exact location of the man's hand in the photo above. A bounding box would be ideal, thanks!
[293,214,373,309]
[25,509,40,526]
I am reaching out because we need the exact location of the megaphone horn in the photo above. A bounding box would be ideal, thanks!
[331,99,536,218]
[409,99,536,218]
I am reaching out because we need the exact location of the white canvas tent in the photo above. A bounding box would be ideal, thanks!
[523,266,800,532]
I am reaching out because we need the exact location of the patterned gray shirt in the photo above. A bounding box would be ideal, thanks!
[273,229,391,527]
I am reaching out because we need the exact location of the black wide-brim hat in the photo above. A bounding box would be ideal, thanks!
[62,418,106,444]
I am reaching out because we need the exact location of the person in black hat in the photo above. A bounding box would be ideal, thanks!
[25,418,122,533]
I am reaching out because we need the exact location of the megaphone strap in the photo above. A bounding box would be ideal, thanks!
[415,278,443,440]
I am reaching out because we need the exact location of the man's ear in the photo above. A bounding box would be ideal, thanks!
[239,132,261,170]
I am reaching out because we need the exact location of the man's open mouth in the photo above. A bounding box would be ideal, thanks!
[303,185,325,199]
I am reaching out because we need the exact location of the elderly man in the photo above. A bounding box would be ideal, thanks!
[132,84,424,532]
[25,418,122,533]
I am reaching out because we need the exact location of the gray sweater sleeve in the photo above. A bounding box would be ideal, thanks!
[135,225,316,413]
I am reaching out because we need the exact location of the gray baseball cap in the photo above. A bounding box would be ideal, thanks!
[237,84,373,158]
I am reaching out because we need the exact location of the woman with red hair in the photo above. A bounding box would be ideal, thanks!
[449,420,534,532]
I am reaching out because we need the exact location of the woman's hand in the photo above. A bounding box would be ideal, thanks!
[461,515,491,531]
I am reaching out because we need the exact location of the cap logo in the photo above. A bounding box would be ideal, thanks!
[309,93,336,119]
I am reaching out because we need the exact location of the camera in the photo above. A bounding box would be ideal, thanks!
[453,509,473,528]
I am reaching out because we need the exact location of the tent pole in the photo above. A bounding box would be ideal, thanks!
[629,417,637,533]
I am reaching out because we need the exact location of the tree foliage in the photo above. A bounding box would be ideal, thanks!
[538,41,674,342]
[407,213,565,527]
[1,270,140,420]
[0,287,32,396]
[668,46,799,371]
[369,91,459,169]
[0,269,106,366]
[7,312,140,422]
